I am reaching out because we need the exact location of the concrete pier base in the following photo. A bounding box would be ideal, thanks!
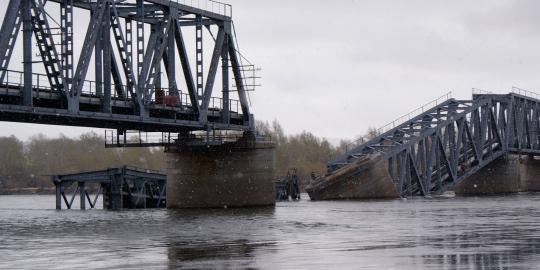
[454,154,540,195]
[519,155,540,191]
[165,136,275,209]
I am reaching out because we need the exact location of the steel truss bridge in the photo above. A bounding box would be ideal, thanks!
[0,0,255,135]
[329,89,540,197]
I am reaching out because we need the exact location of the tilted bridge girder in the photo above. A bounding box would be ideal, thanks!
[0,0,254,134]
[329,92,540,197]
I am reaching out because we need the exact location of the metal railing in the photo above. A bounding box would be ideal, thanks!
[512,86,540,100]
[376,91,452,135]
[173,0,232,17]
[209,96,240,112]
[472,88,494,95]
[0,69,131,100]
[105,130,177,146]
[104,130,254,147]
[83,0,233,17]
[342,91,453,154]
[0,68,240,111]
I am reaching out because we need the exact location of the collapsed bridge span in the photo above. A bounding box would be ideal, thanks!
[307,89,540,199]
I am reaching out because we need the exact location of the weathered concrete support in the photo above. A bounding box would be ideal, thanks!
[454,155,520,195]
[165,136,275,208]
[454,154,540,195]
[518,155,540,191]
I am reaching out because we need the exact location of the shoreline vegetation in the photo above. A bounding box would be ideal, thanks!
[0,120,377,195]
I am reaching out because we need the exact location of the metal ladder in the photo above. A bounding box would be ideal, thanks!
[196,15,204,100]
[30,0,63,91]
[111,7,138,99]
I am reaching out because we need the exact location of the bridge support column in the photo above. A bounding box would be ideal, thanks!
[517,155,540,191]
[454,154,540,195]
[165,136,275,208]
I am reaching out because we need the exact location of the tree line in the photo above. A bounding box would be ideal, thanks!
[256,120,379,188]
[0,133,165,193]
[0,120,377,193]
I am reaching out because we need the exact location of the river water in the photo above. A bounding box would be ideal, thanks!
[1,193,540,269]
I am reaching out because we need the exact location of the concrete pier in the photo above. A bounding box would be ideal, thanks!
[454,154,540,195]
[165,136,275,209]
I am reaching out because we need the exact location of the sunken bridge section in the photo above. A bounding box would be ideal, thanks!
[328,90,540,197]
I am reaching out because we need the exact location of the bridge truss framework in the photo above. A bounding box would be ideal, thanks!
[0,0,254,134]
[330,91,540,197]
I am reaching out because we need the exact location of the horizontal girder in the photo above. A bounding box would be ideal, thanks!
[47,0,231,22]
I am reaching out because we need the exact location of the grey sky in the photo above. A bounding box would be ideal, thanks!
[2,0,540,142]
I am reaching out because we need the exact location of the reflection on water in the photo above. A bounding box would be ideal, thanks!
[1,194,540,269]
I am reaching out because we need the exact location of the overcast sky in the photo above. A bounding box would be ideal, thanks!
[2,0,540,142]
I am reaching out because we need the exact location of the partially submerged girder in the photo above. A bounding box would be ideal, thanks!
[0,0,253,132]
[329,92,540,197]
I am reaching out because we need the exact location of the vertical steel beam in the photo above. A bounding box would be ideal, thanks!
[136,0,145,99]
[533,102,537,149]
[175,23,199,114]
[0,0,22,83]
[139,27,158,99]
[498,102,507,150]
[79,181,86,210]
[425,134,437,193]
[125,18,134,93]
[200,27,225,122]
[221,35,229,124]
[55,178,61,210]
[102,3,111,113]
[167,16,177,95]
[61,0,74,100]
[22,0,32,106]
[95,8,103,96]
[155,60,161,95]
[195,15,204,100]
[110,54,125,99]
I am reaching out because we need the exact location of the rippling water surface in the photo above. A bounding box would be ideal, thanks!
[2,193,540,269]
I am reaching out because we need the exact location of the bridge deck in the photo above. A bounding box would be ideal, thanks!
[0,73,246,132]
